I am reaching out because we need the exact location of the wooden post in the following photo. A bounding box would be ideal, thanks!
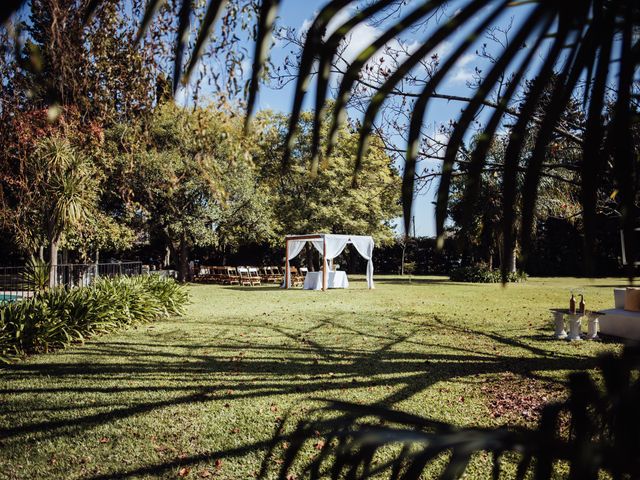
[322,238,327,291]
[285,239,290,289]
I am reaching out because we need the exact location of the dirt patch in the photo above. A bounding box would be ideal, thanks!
[481,372,567,425]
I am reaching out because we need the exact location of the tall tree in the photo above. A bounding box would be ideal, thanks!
[256,107,401,244]
[29,136,98,285]
[126,102,275,281]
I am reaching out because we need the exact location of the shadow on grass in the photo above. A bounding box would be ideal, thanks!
[0,313,614,478]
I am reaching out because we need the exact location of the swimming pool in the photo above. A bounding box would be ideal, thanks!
[0,293,23,303]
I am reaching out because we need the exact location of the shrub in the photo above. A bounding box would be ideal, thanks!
[0,275,188,363]
[450,264,527,283]
[19,256,50,292]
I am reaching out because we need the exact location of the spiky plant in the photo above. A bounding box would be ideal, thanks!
[19,255,50,294]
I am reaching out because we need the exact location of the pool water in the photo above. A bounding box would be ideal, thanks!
[0,293,22,303]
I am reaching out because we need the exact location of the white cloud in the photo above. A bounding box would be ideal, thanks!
[448,52,476,84]
[301,7,381,65]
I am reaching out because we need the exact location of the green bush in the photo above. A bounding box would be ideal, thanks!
[19,255,50,293]
[0,275,188,363]
[449,264,527,283]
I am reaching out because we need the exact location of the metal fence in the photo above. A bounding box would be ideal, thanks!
[0,261,143,303]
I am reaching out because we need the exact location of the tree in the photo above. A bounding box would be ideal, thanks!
[127,102,275,281]
[448,130,581,272]
[255,107,401,244]
[30,137,98,286]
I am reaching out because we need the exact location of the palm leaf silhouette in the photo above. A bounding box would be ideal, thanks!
[3,1,637,278]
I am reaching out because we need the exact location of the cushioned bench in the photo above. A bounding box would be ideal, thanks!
[599,288,640,341]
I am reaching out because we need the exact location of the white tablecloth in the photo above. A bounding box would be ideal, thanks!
[303,271,349,290]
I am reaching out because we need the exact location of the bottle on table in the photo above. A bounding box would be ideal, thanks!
[569,292,576,314]
[579,294,586,314]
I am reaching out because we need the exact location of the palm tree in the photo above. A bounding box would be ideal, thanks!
[32,137,95,287]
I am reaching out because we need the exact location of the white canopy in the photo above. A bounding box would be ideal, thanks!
[284,234,375,290]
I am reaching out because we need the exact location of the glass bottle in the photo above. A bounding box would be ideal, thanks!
[569,292,576,314]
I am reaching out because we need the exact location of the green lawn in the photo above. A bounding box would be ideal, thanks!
[0,276,629,479]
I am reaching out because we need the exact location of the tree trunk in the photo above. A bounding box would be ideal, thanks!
[305,245,315,272]
[177,234,189,283]
[49,237,59,288]
[164,245,171,268]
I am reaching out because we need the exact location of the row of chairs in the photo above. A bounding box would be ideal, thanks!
[194,266,306,286]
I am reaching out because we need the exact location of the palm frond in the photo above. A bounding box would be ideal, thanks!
[172,0,193,93]
[134,0,167,45]
[458,14,554,243]
[311,0,397,175]
[402,0,511,236]
[182,0,229,84]
[498,5,576,280]
[324,0,446,161]
[244,0,282,130]
[0,0,22,26]
[279,0,352,171]
[580,1,615,274]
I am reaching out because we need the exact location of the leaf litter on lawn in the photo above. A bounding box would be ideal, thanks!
[481,372,567,425]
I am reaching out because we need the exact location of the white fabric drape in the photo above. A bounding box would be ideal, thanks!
[311,238,350,288]
[283,234,375,289]
[287,240,306,260]
[284,240,307,287]
[350,236,375,289]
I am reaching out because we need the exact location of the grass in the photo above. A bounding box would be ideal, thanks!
[0,275,630,479]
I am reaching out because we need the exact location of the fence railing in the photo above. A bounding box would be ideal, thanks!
[0,261,143,303]
[0,266,33,302]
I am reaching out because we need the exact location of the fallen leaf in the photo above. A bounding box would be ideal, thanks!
[214,459,223,470]
[198,469,212,478]
[314,440,325,450]
[178,466,190,477]
[99,437,109,444]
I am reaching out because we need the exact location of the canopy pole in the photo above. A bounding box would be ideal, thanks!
[285,239,290,289]
[322,238,327,291]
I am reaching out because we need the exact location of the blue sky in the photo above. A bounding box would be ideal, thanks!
[257,1,432,237]
[254,1,527,237]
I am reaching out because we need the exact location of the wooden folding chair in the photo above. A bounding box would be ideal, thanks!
[248,267,262,286]
[225,266,240,285]
[271,266,284,283]
[260,266,272,283]
[236,267,252,286]
[289,266,304,287]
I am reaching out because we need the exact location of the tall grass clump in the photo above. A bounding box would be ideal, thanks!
[0,275,188,363]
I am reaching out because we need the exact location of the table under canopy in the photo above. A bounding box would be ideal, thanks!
[284,234,375,290]
[303,271,349,290]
